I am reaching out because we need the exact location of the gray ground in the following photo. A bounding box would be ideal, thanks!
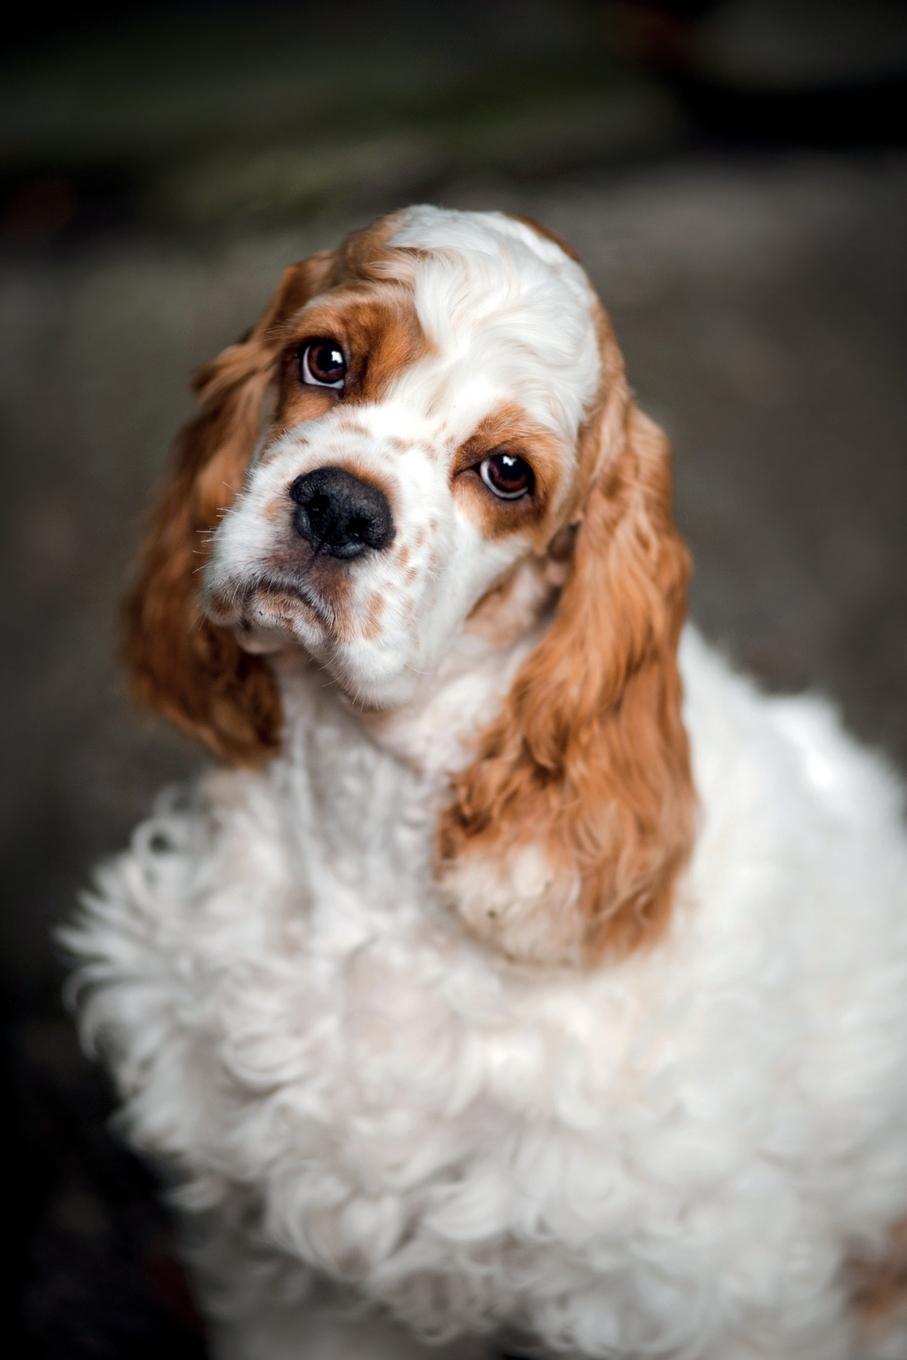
[3,2,906,1355]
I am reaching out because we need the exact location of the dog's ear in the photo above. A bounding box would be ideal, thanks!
[123,253,334,763]
[437,312,694,965]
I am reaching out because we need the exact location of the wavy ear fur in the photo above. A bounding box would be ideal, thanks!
[123,254,333,763]
[438,320,694,966]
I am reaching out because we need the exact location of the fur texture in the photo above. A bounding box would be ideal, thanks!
[66,207,907,1360]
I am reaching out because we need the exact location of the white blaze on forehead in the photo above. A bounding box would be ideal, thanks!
[385,206,601,444]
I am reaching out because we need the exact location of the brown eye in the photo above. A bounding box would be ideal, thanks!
[479,452,534,501]
[299,338,346,389]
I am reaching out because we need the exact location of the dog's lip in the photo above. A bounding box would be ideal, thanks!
[264,572,324,610]
[247,573,334,626]
[205,571,334,631]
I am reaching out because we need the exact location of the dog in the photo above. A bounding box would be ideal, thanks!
[66,206,907,1359]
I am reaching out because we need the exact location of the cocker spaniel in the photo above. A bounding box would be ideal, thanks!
[67,206,907,1360]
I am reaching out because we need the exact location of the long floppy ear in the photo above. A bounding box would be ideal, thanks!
[437,316,694,966]
[123,253,333,763]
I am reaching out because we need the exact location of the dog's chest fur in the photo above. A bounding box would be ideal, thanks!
[72,629,907,1357]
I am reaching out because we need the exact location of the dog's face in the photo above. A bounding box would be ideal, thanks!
[126,205,693,966]
[201,207,601,707]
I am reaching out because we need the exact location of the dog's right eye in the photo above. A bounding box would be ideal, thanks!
[299,339,347,390]
[479,451,534,500]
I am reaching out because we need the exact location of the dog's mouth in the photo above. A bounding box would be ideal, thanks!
[204,570,341,653]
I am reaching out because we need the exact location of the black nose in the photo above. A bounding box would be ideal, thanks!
[289,467,394,560]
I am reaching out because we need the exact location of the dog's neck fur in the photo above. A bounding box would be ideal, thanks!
[276,614,540,776]
[263,622,538,934]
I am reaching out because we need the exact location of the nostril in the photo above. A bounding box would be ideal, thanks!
[289,467,394,559]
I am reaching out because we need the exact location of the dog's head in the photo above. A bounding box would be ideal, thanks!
[126,205,693,965]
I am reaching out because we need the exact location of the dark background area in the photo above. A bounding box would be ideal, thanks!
[3,1,906,1354]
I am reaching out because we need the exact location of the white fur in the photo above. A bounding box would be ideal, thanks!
[65,628,907,1360]
[65,209,907,1360]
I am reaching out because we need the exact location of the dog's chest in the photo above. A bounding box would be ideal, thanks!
[73,636,907,1357]
[190,689,639,1274]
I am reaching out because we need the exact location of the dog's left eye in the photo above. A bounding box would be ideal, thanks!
[479,452,534,500]
[299,339,347,390]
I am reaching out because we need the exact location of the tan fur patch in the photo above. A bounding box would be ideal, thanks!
[851,1217,907,1340]
[363,591,386,640]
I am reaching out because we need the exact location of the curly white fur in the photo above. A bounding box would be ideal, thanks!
[66,627,907,1359]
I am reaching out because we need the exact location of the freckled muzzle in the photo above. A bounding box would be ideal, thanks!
[290,466,395,561]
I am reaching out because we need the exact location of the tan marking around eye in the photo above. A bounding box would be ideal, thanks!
[280,283,430,410]
[451,401,566,547]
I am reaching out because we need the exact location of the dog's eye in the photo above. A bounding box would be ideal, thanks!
[479,452,534,501]
[299,339,346,390]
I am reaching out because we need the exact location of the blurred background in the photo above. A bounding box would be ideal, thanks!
[3,1,906,1353]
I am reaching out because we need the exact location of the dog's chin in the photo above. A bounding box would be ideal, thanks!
[331,661,424,714]
[206,578,426,711]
